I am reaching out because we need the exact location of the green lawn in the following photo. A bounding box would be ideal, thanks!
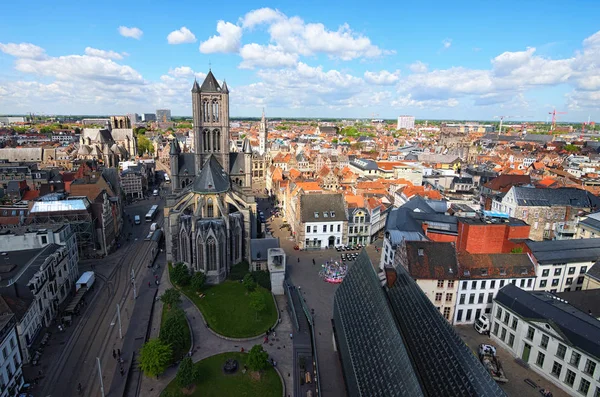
[162,352,282,397]
[160,304,191,364]
[181,280,277,338]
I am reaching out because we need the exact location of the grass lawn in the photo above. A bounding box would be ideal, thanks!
[160,304,191,363]
[162,352,282,397]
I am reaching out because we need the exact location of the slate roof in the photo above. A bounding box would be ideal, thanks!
[512,186,600,208]
[250,238,280,261]
[496,284,600,361]
[229,152,247,175]
[526,239,600,264]
[178,153,196,175]
[457,253,535,279]
[200,70,221,92]
[386,262,506,396]
[404,241,459,279]
[585,260,600,282]
[192,155,230,194]
[400,196,436,213]
[556,289,600,318]
[299,193,347,222]
[580,212,600,232]
[333,251,425,397]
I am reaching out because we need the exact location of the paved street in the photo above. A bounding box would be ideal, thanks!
[456,325,570,397]
[34,198,163,397]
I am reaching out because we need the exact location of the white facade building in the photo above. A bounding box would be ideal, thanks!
[296,194,348,249]
[303,221,345,248]
[492,284,600,397]
[0,309,23,397]
[397,116,415,130]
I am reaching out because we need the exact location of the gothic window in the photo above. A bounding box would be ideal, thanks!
[180,230,189,263]
[203,129,209,152]
[207,237,217,271]
[212,130,218,151]
[234,226,242,261]
[197,240,204,272]
[207,198,214,217]
[212,100,219,122]
[203,101,209,122]
[213,129,220,151]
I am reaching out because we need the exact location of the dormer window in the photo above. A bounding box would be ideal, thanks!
[330,211,335,217]
[418,249,424,256]
[314,212,319,218]
[481,269,488,276]
[323,212,328,218]
[499,268,506,275]
[464,270,471,276]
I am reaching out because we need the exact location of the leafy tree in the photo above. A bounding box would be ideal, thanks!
[138,134,154,155]
[139,338,172,378]
[511,247,523,254]
[331,138,338,144]
[160,308,187,356]
[564,144,580,152]
[247,344,269,372]
[135,127,147,135]
[242,273,256,292]
[39,126,53,134]
[160,288,181,309]
[249,290,266,320]
[190,272,206,292]
[171,263,190,286]
[74,127,81,134]
[176,356,199,389]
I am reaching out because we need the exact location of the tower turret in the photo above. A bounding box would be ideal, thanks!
[170,139,180,190]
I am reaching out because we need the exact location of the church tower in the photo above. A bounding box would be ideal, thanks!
[259,109,267,155]
[192,71,230,174]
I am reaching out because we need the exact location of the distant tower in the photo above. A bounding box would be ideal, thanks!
[259,109,267,155]
[243,137,252,187]
[169,139,180,190]
[191,71,230,174]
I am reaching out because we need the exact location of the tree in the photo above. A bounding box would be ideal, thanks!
[242,273,256,292]
[176,356,199,390]
[137,134,154,155]
[160,308,187,357]
[135,127,147,135]
[161,288,181,309]
[249,290,266,320]
[171,263,190,286]
[139,338,172,378]
[247,344,269,372]
[190,272,206,292]
[564,144,580,152]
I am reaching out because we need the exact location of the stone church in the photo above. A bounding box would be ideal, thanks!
[165,71,258,284]
[77,116,137,166]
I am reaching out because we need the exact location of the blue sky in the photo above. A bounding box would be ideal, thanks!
[1,0,600,121]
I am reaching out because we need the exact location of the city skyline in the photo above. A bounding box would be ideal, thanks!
[1,1,600,121]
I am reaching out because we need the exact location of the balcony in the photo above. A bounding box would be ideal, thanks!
[555,222,577,240]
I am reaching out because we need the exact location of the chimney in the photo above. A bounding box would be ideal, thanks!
[384,266,397,288]
[422,222,429,236]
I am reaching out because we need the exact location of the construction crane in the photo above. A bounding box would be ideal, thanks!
[494,115,530,134]
[548,108,567,131]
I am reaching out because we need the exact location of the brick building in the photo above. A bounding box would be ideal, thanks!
[456,215,530,254]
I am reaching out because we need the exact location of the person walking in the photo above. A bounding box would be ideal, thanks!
[112,349,117,359]
[148,281,151,288]
[117,348,121,357]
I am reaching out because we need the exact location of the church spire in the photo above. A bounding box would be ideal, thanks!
[192,78,200,93]
[221,79,229,94]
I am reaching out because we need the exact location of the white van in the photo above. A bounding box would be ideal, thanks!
[153,189,159,196]
[474,314,490,334]
[134,215,141,225]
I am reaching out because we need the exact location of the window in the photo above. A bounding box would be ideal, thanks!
[314,212,319,218]
[457,309,463,322]
[481,280,487,289]
[552,279,559,287]
[557,344,567,359]
[475,308,481,321]
[459,294,465,304]
[461,282,467,290]
[526,326,535,341]
[472,281,477,289]
[542,269,550,277]
[527,279,533,288]
[466,309,472,321]
[323,225,327,232]
[579,378,591,395]
[207,198,214,217]
[540,335,549,350]
[554,268,562,276]
[520,279,525,287]
[503,311,510,324]
[306,226,311,233]
[584,359,596,376]
[447,281,454,288]
[594,387,600,397]
[508,333,515,347]
[445,293,453,302]
[500,280,505,288]
[41,235,47,244]
[566,277,573,285]
[512,279,516,285]
[491,280,496,289]
[487,293,493,304]
[540,280,547,288]
[313,226,317,233]
[564,369,576,387]
[324,212,329,218]
[437,280,444,288]
[569,267,576,275]
[337,224,341,232]
[330,225,334,232]
[578,276,585,284]
[496,306,502,319]
[551,361,563,378]
[581,266,588,274]
[435,293,442,302]
[570,351,582,368]
[443,307,451,320]
[478,293,484,304]
[511,318,518,330]
[500,327,507,341]
[469,294,475,304]
[330,211,335,217]
[1,348,6,360]
[493,322,500,335]
[536,352,546,367]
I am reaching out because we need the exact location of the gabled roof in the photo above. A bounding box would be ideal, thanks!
[200,70,221,92]
[526,239,600,264]
[457,252,535,279]
[483,174,531,192]
[404,241,459,279]
[496,284,600,361]
[192,155,230,194]
[512,186,600,208]
[300,193,347,222]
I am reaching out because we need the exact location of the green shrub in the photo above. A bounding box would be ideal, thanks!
[229,261,249,280]
[251,270,271,290]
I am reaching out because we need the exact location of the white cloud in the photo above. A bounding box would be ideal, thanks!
[400,67,494,100]
[239,44,298,69]
[199,21,242,54]
[84,47,124,60]
[241,7,285,29]
[364,70,400,85]
[409,61,428,73]
[391,94,459,109]
[0,42,47,59]
[442,38,452,49]
[118,26,143,40]
[168,66,206,80]
[167,27,197,45]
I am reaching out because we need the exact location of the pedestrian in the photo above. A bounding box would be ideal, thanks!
[120,367,124,376]
[297,257,300,263]
[312,258,315,265]
[117,348,121,357]
[113,349,117,359]
[155,279,159,285]
[290,333,293,339]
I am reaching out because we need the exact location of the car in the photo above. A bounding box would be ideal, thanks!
[134,215,141,225]
[153,189,159,196]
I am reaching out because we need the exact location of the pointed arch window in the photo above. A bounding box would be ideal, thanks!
[213,129,220,151]
[203,129,209,152]
[203,101,209,122]
[207,237,217,271]
[197,239,204,272]
[207,198,214,217]
[212,100,219,122]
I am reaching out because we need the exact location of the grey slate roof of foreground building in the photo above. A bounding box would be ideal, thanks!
[299,193,347,222]
[526,239,600,264]
[497,284,600,361]
[511,186,600,208]
[192,155,230,194]
[333,250,506,397]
